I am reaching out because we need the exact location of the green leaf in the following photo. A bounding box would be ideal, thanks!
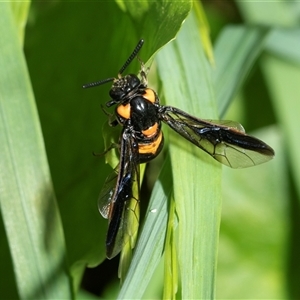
[118,157,172,299]
[266,29,300,64]
[218,127,287,299]
[0,3,72,299]
[213,25,270,117]
[193,1,215,65]
[121,0,192,56]
[213,3,299,298]
[236,0,298,27]
[163,195,178,300]
[261,54,300,199]
[10,1,31,44]
[156,11,222,299]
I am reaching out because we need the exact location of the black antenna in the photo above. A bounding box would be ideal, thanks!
[118,39,144,75]
[83,77,114,89]
[82,39,144,89]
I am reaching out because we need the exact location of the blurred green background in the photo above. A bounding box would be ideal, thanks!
[1,0,299,299]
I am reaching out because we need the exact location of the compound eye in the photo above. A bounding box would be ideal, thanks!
[109,87,125,100]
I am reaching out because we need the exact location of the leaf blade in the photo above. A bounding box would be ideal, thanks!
[157,10,222,299]
[213,25,270,118]
[0,3,72,299]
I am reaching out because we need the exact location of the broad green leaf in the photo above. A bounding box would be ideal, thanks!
[0,3,72,299]
[157,10,222,299]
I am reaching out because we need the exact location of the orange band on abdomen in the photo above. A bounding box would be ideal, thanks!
[138,131,163,155]
[142,123,158,138]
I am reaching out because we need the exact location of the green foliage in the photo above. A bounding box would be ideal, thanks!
[0,2,72,299]
[156,13,222,299]
[1,0,299,299]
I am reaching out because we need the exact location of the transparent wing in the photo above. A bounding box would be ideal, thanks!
[98,167,118,219]
[159,106,275,169]
[99,126,140,259]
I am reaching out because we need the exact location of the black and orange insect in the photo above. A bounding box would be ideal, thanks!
[83,39,274,259]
